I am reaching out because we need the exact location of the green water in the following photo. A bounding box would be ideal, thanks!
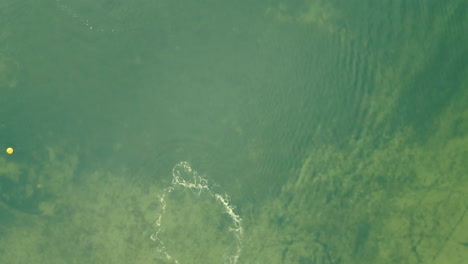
[0,0,466,263]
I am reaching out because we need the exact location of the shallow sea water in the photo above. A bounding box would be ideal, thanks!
[0,0,466,263]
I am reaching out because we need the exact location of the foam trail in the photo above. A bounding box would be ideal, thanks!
[151,162,243,264]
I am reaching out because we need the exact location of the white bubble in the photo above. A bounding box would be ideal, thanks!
[55,0,156,32]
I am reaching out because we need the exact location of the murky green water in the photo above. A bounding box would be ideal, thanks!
[1,0,466,263]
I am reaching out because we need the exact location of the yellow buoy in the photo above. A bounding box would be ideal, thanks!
[6,147,14,154]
